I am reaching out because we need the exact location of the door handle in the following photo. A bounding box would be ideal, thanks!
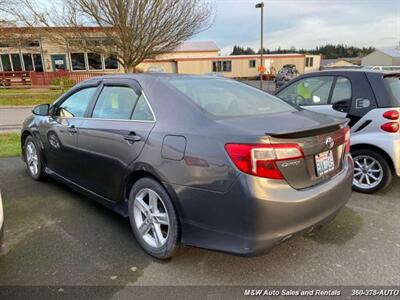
[123,132,141,144]
[67,125,78,134]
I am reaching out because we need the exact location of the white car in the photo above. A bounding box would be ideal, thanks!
[276,69,400,193]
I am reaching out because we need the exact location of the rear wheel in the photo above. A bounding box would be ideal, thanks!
[24,136,45,181]
[128,177,179,259]
[352,149,392,193]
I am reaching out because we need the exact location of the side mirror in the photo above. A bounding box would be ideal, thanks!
[312,95,321,103]
[32,104,50,116]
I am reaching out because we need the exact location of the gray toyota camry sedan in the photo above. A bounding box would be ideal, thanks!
[21,74,353,258]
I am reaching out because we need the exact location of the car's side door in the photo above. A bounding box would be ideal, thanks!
[43,85,99,180]
[76,79,156,202]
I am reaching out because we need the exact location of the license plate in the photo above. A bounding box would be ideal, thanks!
[315,150,335,177]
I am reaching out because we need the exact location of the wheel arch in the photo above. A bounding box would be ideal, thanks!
[20,130,32,159]
[350,143,395,173]
[123,167,183,241]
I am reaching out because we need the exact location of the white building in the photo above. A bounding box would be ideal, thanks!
[362,47,400,66]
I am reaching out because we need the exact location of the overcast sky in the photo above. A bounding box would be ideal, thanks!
[193,0,400,54]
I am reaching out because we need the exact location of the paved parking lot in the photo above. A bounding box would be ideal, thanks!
[0,157,399,289]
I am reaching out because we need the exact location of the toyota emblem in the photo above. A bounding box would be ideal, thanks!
[325,136,334,149]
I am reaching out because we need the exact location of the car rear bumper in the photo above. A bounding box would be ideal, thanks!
[176,156,353,256]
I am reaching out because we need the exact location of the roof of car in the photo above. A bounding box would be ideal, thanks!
[304,69,400,76]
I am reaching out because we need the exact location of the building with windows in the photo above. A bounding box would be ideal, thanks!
[0,27,320,78]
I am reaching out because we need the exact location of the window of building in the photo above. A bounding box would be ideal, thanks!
[87,53,102,70]
[1,54,12,71]
[249,59,256,68]
[23,54,34,71]
[33,54,44,72]
[56,87,97,118]
[212,60,232,72]
[92,86,139,120]
[11,54,22,71]
[306,57,314,67]
[131,94,154,121]
[21,40,40,47]
[104,55,118,70]
[71,53,87,71]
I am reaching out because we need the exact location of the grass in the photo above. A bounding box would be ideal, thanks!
[0,88,64,106]
[0,133,21,157]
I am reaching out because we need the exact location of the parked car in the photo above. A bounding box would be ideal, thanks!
[21,74,353,258]
[363,66,400,72]
[0,191,3,247]
[274,64,299,88]
[275,69,400,193]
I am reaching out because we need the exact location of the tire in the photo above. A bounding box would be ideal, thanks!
[352,149,392,193]
[128,177,179,259]
[24,135,45,181]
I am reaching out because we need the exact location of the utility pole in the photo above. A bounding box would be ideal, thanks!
[255,2,264,90]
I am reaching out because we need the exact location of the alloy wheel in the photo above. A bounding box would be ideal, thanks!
[353,155,383,190]
[26,141,39,176]
[133,188,170,248]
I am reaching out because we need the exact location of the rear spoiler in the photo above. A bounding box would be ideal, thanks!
[267,119,349,139]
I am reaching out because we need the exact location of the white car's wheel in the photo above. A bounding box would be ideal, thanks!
[352,149,392,193]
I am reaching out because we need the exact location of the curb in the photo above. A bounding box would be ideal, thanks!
[0,106,34,109]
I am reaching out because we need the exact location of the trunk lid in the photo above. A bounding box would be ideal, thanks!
[219,110,349,189]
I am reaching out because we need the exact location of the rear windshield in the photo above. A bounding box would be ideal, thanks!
[167,78,297,118]
[384,77,400,105]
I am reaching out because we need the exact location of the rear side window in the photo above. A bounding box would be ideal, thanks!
[92,86,139,120]
[131,94,154,121]
[168,78,297,118]
[56,87,97,118]
[384,77,400,106]
[331,77,352,104]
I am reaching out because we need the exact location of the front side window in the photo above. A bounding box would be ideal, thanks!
[92,86,139,120]
[249,60,256,68]
[71,53,86,71]
[331,77,352,104]
[168,78,297,118]
[88,53,102,70]
[56,87,97,118]
[277,76,334,106]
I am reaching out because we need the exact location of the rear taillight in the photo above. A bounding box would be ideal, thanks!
[383,110,399,120]
[344,126,350,154]
[381,122,399,133]
[225,143,304,179]
[381,110,399,133]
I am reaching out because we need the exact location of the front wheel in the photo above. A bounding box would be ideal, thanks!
[128,177,179,259]
[352,149,392,193]
[24,136,45,181]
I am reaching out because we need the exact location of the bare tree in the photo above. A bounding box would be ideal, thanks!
[11,0,214,72]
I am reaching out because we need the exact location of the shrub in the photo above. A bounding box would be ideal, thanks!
[51,76,75,87]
